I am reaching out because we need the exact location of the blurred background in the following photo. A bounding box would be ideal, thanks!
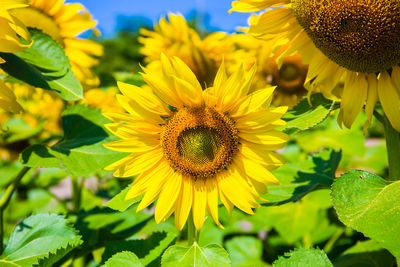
[77,0,250,36]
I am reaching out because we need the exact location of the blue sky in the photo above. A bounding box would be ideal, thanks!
[75,0,251,36]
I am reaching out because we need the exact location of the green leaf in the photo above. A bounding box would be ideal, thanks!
[225,236,267,267]
[102,231,177,266]
[20,105,127,176]
[273,248,333,267]
[334,240,396,267]
[264,190,332,244]
[0,30,83,101]
[104,184,141,212]
[265,149,341,205]
[1,118,42,143]
[0,213,82,267]
[16,29,69,75]
[102,251,143,267]
[331,170,400,258]
[283,93,335,133]
[161,243,230,267]
[113,72,145,86]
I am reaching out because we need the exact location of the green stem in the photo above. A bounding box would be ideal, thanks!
[0,166,30,254]
[383,115,400,181]
[71,177,83,213]
[323,228,344,253]
[187,212,196,246]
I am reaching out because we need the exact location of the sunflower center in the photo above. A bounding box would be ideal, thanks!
[272,55,308,93]
[292,0,400,73]
[10,8,64,46]
[161,106,239,178]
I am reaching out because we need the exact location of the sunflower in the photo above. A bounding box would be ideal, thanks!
[0,0,31,62]
[0,0,31,115]
[231,33,308,107]
[0,83,64,138]
[0,79,22,115]
[139,14,236,87]
[10,0,103,87]
[81,87,124,113]
[231,0,400,131]
[103,55,288,230]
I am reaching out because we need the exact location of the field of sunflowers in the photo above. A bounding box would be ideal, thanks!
[0,0,399,266]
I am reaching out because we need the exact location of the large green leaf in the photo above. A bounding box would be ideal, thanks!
[0,213,82,267]
[273,248,333,267]
[265,149,341,205]
[332,170,400,258]
[264,190,333,244]
[102,231,177,266]
[104,184,141,212]
[161,243,230,267]
[102,251,143,267]
[283,93,335,133]
[20,105,127,176]
[334,240,396,267]
[225,236,267,267]
[0,29,83,101]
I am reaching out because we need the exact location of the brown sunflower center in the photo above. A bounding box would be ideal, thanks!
[161,106,239,178]
[292,0,400,73]
[272,55,308,93]
[10,8,64,46]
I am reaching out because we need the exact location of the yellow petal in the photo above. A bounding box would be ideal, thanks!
[363,74,378,133]
[125,161,168,199]
[192,179,207,230]
[234,155,281,184]
[338,72,368,129]
[137,164,172,211]
[206,178,223,229]
[377,71,400,132]
[107,148,163,177]
[174,176,194,230]
[217,172,257,214]
[155,173,182,223]
[230,0,289,13]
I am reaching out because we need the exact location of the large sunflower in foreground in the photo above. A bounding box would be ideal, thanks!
[231,0,400,132]
[104,55,288,230]
[10,0,103,87]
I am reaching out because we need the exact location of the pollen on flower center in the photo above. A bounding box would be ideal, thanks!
[161,106,239,178]
[292,0,400,73]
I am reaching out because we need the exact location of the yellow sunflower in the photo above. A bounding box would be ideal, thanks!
[1,83,64,137]
[231,34,309,107]
[139,14,236,87]
[103,55,288,230]
[231,0,400,131]
[10,0,103,87]
[0,0,31,116]
[0,79,22,115]
[0,0,31,62]
[81,87,124,113]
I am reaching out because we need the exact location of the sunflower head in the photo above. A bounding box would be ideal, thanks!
[139,14,236,88]
[292,0,400,73]
[104,54,288,230]
[10,0,103,87]
[0,0,32,61]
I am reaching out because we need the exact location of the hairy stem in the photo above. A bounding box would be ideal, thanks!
[187,212,197,246]
[383,115,400,181]
[0,166,30,254]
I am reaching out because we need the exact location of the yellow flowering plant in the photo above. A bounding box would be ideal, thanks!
[0,0,398,266]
